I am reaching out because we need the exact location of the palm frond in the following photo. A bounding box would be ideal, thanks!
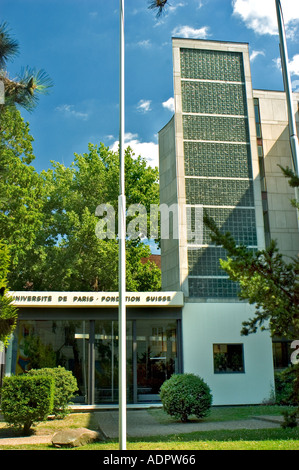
[148,0,169,17]
[0,22,19,68]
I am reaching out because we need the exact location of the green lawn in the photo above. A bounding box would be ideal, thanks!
[0,405,298,450]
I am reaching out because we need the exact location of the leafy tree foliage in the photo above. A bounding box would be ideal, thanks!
[3,141,161,292]
[0,19,161,298]
[0,106,48,284]
[0,241,18,347]
[0,21,52,343]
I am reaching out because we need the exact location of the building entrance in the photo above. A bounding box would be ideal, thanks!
[6,318,181,404]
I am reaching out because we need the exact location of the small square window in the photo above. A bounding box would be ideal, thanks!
[213,343,245,373]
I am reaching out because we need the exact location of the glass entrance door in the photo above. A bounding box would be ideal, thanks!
[94,320,133,403]
[93,319,179,404]
[136,320,178,402]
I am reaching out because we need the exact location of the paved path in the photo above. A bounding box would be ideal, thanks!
[96,410,282,439]
[0,410,284,447]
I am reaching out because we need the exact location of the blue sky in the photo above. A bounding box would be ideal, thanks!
[2,0,299,173]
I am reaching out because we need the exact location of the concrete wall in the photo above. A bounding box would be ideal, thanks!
[254,89,299,258]
[182,302,275,405]
[158,117,181,292]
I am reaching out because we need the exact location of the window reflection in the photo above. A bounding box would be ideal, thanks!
[11,320,89,403]
[10,318,179,404]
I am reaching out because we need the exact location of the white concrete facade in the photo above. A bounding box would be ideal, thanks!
[253,89,299,258]
[182,302,275,405]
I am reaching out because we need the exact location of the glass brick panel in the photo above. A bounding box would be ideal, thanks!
[184,141,252,178]
[183,115,249,142]
[187,206,257,246]
[188,277,240,298]
[181,81,247,116]
[180,48,244,82]
[188,246,229,276]
[185,178,254,206]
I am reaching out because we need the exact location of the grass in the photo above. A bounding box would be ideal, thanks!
[0,405,298,450]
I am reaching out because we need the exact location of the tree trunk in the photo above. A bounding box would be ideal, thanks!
[23,420,33,436]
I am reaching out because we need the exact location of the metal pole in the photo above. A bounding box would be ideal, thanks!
[88,320,95,405]
[275,0,299,176]
[118,0,127,451]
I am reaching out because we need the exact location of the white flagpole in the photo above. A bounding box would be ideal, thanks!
[118,0,127,451]
[275,0,299,176]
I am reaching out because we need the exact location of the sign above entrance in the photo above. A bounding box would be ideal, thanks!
[9,291,184,308]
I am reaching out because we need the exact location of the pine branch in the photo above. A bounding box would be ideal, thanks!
[278,165,299,188]
[148,0,169,17]
[0,22,19,68]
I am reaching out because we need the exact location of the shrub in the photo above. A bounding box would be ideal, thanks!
[1,374,54,435]
[159,373,213,422]
[281,408,298,428]
[27,366,78,418]
[275,365,299,406]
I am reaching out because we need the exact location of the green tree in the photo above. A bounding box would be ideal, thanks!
[203,169,299,340]
[0,241,18,347]
[10,143,161,292]
[0,106,48,288]
[0,22,52,344]
[0,106,41,340]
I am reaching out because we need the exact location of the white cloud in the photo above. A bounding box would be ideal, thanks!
[162,97,175,112]
[250,50,265,62]
[137,99,152,113]
[111,133,159,168]
[232,0,299,37]
[56,104,88,121]
[124,132,139,142]
[172,25,209,39]
[137,39,152,48]
[273,57,281,70]
[289,54,299,76]
[274,53,299,77]
[292,80,299,92]
[105,134,115,141]
[168,2,185,14]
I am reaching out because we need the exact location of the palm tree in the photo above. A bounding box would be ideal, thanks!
[148,0,169,17]
[0,22,53,112]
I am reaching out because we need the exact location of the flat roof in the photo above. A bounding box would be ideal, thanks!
[172,37,249,45]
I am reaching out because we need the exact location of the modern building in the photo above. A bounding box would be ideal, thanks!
[3,38,299,406]
[158,38,298,405]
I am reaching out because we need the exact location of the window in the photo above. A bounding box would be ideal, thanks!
[254,98,262,138]
[213,343,245,373]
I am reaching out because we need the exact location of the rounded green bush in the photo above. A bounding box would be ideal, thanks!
[27,366,78,418]
[1,374,55,434]
[160,373,213,422]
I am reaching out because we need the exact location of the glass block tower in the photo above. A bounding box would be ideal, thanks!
[159,39,265,299]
